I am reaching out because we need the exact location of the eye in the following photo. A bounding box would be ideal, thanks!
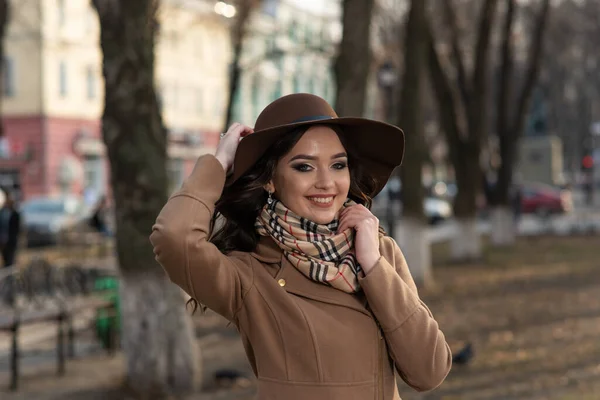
[332,162,348,170]
[292,163,313,172]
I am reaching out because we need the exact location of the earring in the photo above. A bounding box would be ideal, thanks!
[267,191,273,205]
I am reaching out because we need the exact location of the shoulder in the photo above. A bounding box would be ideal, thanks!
[223,249,255,265]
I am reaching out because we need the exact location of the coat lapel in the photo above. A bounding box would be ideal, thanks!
[251,236,371,317]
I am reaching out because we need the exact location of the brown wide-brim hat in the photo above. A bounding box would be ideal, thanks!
[228,93,405,196]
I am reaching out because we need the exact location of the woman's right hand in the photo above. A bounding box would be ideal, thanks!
[214,123,254,173]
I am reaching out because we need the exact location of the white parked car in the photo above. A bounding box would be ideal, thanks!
[372,178,453,225]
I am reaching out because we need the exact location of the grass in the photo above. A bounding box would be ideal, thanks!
[398,235,600,400]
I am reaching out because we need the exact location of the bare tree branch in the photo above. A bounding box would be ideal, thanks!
[492,0,551,208]
[497,0,516,139]
[223,0,261,131]
[511,0,551,134]
[471,0,499,102]
[425,22,463,159]
[0,0,9,138]
[334,0,375,117]
[441,0,470,106]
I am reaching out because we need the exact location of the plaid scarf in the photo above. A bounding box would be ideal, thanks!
[255,198,364,293]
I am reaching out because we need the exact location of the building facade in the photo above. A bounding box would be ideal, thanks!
[232,0,341,125]
[1,0,231,202]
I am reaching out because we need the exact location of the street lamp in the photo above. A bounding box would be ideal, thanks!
[377,61,399,235]
[377,61,397,123]
[214,2,236,18]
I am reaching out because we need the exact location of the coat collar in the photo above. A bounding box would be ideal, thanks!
[250,236,371,317]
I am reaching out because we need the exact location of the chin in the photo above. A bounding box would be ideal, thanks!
[307,210,338,225]
[312,216,335,225]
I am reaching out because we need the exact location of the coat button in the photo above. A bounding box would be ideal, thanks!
[278,278,286,287]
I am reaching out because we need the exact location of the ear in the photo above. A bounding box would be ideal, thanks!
[264,181,275,194]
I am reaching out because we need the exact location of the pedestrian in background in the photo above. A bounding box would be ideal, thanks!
[0,191,21,268]
[90,195,111,237]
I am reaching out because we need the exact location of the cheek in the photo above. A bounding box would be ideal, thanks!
[274,173,308,201]
[339,172,351,194]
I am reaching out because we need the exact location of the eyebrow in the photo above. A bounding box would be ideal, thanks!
[289,152,347,162]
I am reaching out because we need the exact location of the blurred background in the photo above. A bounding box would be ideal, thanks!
[0,0,598,399]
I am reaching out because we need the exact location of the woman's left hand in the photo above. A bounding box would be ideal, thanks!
[337,204,381,274]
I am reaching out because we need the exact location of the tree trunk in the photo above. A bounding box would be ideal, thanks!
[223,51,242,132]
[0,0,10,138]
[334,0,375,117]
[223,0,258,131]
[119,271,199,398]
[450,217,481,261]
[92,1,199,397]
[426,0,499,261]
[397,0,431,286]
[451,140,483,259]
[490,206,515,245]
[490,0,551,246]
[397,217,431,287]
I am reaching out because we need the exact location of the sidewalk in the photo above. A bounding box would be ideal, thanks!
[414,210,600,244]
[0,312,255,400]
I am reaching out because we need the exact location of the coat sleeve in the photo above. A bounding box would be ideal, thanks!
[149,154,254,321]
[358,236,452,392]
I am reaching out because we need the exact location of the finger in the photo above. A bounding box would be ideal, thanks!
[227,122,240,133]
[240,126,254,137]
[340,204,358,214]
[340,205,366,219]
[343,214,378,232]
[337,214,360,233]
[232,124,253,138]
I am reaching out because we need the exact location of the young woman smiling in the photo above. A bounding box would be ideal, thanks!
[150,93,452,400]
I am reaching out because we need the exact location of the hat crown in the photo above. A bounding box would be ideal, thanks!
[254,93,338,131]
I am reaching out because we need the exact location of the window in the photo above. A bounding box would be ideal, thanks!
[262,0,278,17]
[307,77,315,94]
[196,89,203,115]
[168,158,185,193]
[292,75,301,93]
[85,7,96,33]
[59,61,68,97]
[251,75,261,116]
[288,20,298,42]
[58,0,66,26]
[3,57,15,97]
[86,66,96,99]
[214,91,222,117]
[83,155,105,203]
[172,85,178,109]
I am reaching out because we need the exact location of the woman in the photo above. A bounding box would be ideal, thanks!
[150,94,452,399]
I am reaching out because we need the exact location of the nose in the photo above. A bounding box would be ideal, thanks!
[315,168,334,190]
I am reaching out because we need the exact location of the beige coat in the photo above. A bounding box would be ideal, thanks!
[150,155,452,400]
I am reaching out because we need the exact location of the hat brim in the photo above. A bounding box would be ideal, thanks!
[228,117,405,197]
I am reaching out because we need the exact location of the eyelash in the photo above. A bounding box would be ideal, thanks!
[292,162,348,172]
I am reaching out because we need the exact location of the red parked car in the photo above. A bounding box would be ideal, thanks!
[519,183,573,216]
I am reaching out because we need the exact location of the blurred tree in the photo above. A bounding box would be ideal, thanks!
[334,0,375,116]
[0,0,9,138]
[92,1,199,398]
[489,0,551,246]
[396,0,431,286]
[223,0,262,132]
[426,0,499,261]
[538,0,600,173]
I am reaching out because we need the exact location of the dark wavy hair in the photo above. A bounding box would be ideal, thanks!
[186,125,379,313]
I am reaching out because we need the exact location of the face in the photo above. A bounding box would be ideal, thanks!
[266,126,351,225]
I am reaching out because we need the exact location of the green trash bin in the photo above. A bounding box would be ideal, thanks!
[94,275,120,349]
